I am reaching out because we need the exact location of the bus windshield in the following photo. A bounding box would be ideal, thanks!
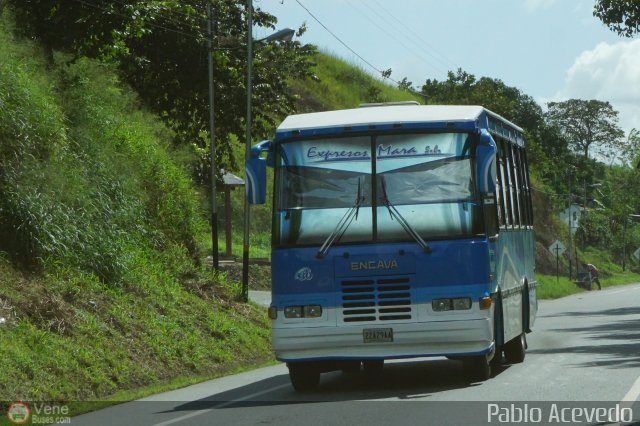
[273,132,482,247]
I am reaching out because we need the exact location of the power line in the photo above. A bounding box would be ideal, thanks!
[293,0,425,99]
[369,0,458,72]
[293,0,386,78]
[343,0,446,76]
[349,0,450,77]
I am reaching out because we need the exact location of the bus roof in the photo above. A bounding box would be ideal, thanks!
[275,104,525,146]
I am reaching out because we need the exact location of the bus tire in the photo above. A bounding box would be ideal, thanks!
[362,359,384,375]
[504,332,526,364]
[288,363,320,392]
[341,360,361,374]
[463,356,491,381]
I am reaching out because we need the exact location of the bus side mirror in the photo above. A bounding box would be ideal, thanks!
[477,130,499,238]
[476,130,496,194]
[246,140,271,205]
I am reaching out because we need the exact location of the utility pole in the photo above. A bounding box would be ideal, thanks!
[241,0,253,302]
[568,173,572,280]
[624,217,628,271]
[207,2,219,271]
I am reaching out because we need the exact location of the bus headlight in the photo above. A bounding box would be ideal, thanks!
[284,305,323,318]
[303,305,323,318]
[432,299,451,311]
[284,306,303,318]
[452,297,472,310]
[432,297,472,311]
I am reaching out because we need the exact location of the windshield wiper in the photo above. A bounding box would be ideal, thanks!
[316,177,364,259]
[380,176,432,254]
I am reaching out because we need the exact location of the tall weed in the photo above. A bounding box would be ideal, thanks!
[0,22,205,283]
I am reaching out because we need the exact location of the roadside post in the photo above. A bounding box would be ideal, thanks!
[549,240,566,283]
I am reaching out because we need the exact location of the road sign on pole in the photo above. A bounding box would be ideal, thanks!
[549,240,566,257]
[549,240,566,283]
[634,247,640,261]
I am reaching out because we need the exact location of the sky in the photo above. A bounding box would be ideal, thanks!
[256,0,640,135]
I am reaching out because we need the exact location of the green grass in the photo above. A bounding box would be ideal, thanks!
[291,51,423,112]
[0,252,273,402]
[537,270,640,299]
[537,274,584,299]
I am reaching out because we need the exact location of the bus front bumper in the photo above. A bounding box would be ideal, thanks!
[273,318,493,362]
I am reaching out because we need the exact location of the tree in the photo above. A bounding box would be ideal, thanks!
[545,99,625,160]
[6,0,317,182]
[594,0,640,38]
[420,69,545,133]
[397,77,414,92]
[421,68,476,105]
[620,128,640,167]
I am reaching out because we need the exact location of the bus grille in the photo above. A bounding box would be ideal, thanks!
[340,276,413,323]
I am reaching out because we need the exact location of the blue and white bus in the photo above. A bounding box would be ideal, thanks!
[246,102,536,391]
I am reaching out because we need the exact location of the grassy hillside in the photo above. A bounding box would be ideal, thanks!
[290,51,423,113]
[0,13,271,402]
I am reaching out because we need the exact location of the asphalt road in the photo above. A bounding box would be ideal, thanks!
[72,283,640,426]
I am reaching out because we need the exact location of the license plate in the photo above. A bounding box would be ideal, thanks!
[363,328,393,343]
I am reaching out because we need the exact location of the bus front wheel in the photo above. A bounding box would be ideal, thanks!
[288,362,320,392]
[504,332,526,364]
[362,359,384,375]
[463,356,491,381]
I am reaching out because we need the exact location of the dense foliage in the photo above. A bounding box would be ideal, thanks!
[6,0,317,185]
[0,33,204,280]
[0,11,272,402]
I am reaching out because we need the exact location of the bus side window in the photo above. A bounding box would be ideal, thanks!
[495,164,504,226]
[498,138,513,227]
[495,144,505,227]
[515,147,529,226]
[507,142,521,228]
[522,149,534,226]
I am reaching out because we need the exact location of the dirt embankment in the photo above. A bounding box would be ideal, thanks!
[532,188,567,275]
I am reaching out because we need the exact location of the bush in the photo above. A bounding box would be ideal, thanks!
[0,22,205,283]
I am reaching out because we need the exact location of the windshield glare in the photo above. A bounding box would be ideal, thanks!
[273,132,481,247]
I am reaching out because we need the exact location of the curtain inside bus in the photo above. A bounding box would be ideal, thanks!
[273,132,482,247]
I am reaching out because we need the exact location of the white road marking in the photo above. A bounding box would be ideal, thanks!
[151,383,291,426]
[621,374,640,403]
